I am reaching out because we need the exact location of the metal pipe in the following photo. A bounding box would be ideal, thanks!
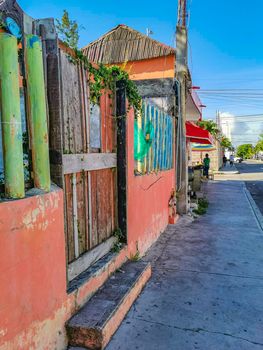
[25,34,50,192]
[0,33,25,198]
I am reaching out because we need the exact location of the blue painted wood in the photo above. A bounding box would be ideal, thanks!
[169,117,172,169]
[134,100,174,174]
[150,105,155,172]
[153,107,158,171]
[166,116,169,170]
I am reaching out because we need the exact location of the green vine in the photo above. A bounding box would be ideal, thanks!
[56,11,142,115]
[0,14,6,29]
[111,228,125,253]
[71,49,142,115]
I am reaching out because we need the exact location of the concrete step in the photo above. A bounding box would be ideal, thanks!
[66,260,151,350]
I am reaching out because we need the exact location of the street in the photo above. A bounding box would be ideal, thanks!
[236,160,263,215]
[106,170,263,350]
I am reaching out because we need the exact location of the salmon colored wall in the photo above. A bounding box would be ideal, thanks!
[114,54,175,80]
[0,188,129,350]
[0,108,176,350]
[126,110,176,255]
[0,188,68,349]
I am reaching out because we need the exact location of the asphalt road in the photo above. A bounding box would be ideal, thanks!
[236,160,263,215]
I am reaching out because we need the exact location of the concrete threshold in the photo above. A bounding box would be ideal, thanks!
[67,261,151,350]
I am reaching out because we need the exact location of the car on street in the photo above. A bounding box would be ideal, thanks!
[234,156,243,163]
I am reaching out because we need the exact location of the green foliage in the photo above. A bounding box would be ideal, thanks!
[56,11,142,115]
[254,134,263,154]
[129,250,140,261]
[0,14,6,29]
[0,132,31,191]
[56,10,80,49]
[197,120,233,149]
[254,142,263,154]
[193,197,209,216]
[111,228,125,253]
[220,136,232,150]
[87,63,142,114]
[236,144,254,159]
[197,120,220,137]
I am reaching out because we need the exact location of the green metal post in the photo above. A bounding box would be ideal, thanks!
[0,33,25,198]
[25,35,50,192]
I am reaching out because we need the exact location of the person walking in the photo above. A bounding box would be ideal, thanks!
[229,154,234,167]
[223,155,227,167]
[203,153,210,179]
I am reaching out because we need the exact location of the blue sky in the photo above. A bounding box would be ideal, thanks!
[20,0,263,119]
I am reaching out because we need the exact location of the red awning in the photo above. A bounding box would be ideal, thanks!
[186,122,213,145]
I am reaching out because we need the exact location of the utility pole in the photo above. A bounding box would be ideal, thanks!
[175,0,189,214]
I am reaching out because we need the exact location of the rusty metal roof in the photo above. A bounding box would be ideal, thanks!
[82,24,175,64]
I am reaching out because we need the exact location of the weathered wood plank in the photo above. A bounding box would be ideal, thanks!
[63,153,117,174]
[83,171,90,250]
[65,174,75,263]
[90,171,98,249]
[72,173,79,259]
[100,91,107,152]
[76,172,86,255]
[67,236,116,282]
[106,169,113,238]
[60,50,83,153]
[96,169,108,244]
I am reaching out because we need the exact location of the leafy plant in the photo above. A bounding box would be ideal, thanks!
[197,120,233,149]
[56,11,142,115]
[129,250,140,261]
[220,136,233,150]
[197,120,220,136]
[111,228,125,253]
[0,13,7,30]
[236,144,254,159]
[56,10,81,50]
[193,197,209,216]
[254,134,263,155]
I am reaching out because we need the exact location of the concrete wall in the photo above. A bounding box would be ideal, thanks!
[0,187,129,350]
[115,55,175,81]
[0,188,69,350]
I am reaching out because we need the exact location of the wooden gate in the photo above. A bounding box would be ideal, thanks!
[57,49,118,281]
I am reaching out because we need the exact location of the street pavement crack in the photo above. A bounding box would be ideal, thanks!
[134,317,263,347]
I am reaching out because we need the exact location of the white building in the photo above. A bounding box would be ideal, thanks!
[217,112,263,148]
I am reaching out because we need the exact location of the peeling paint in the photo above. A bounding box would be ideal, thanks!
[0,329,7,338]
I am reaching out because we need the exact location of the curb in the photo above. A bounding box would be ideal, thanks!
[243,187,263,232]
[214,170,239,175]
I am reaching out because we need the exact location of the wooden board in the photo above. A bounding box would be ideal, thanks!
[60,50,84,154]
[64,174,75,263]
[63,153,116,174]
[57,51,118,272]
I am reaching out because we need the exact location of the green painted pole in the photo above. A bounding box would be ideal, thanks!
[0,33,25,198]
[25,35,50,192]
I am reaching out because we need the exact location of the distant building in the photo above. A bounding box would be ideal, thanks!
[217,112,263,147]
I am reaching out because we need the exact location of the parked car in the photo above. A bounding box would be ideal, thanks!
[234,157,243,163]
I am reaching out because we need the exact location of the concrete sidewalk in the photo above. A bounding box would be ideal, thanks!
[214,163,239,175]
[106,180,263,350]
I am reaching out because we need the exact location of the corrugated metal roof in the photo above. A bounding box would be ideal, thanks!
[82,24,175,64]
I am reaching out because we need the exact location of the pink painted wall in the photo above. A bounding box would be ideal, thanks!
[126,110,176,255]
[0,110,176,350]
[0,188,69,349]
[0,188,128,350]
